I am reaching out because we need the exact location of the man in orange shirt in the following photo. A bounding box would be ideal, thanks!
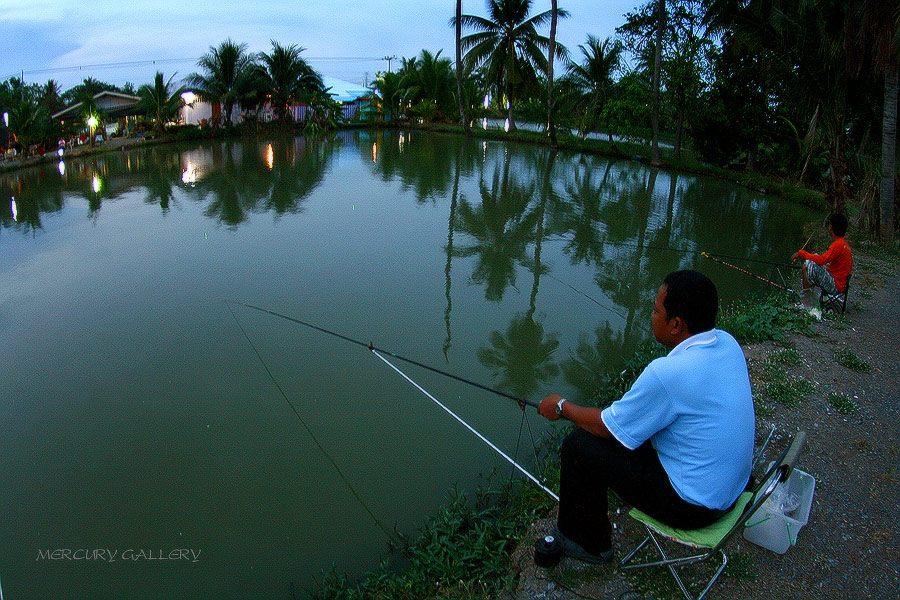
[791,213,853,308]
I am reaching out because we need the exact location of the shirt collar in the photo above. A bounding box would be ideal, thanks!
[667,329,717,358]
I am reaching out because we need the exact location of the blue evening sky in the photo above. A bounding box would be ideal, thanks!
[2,0,639,91]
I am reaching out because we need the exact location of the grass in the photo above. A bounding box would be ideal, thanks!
[833,348,872,372]
[310,476,556,600]
[827,392,859,415]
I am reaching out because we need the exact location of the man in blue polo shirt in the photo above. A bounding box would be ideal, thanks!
[538,270,755,563]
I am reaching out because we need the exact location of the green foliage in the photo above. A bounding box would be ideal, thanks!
[719,295,813,343]
[827,392,859,415]
[310,482,554,600]
[833,348,871,372]
[593,341,664,407]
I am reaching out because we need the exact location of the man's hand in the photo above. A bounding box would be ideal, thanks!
[791,251,800,262]
[538,393,563,421]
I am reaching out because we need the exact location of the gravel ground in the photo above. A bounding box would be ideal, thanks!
[511,250,900,600]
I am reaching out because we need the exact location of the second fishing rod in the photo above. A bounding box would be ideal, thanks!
[229,300,540,409]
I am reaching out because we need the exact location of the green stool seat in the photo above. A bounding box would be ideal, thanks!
[619,432,807,600]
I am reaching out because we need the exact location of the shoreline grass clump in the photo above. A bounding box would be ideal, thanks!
[312,479,556,600]
[827,392,859,415]
[833,348,871,372]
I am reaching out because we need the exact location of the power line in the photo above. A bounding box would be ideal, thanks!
[6,55,387,81]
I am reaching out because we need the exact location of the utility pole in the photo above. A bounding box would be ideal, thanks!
[382,55,397,73]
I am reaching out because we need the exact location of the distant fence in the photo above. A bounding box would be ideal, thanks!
[290,101,364,123]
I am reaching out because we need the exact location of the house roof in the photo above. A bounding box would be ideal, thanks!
[52,91,143,120]
[321,76,369,103]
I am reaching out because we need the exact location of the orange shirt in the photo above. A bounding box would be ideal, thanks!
[798,237,853,292]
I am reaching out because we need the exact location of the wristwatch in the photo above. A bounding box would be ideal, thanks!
[555,397,567,416]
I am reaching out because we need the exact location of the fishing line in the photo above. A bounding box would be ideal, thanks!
[225,301,397,542]
[229,300,538,409]
[546,234,800,270]
[370,348,559,502]
[701,252,799,295]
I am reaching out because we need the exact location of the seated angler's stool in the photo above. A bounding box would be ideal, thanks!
[619,432,807,600]
[819,273,851,315]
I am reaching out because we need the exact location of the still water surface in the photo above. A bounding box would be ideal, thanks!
[0,131,814,598]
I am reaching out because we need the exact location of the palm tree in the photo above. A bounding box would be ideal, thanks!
[458,0,567,132]
[845,0,897,240]
[39,79,63,115]
[563,36,623,138]
[369,71,404,121]
[186,39,255,126]
[546,0,559,147]
[257,41,324,126]
[137,72,185,138]
[399,49,456,121]
[455,0,471,133]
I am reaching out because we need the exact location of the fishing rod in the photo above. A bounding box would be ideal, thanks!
[229,300,539,409]
[228,300,558,501]
[701,252,799,294]
[226,301,398,541]
[548,234,800,271]
[371,348,559,501]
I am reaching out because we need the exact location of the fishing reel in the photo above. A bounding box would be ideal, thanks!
[533,534,562,567]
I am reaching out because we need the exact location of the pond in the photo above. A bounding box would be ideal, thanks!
[0,130,815,598]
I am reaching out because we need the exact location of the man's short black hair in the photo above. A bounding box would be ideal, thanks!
[662,270,718,334]
[828,213,848,237]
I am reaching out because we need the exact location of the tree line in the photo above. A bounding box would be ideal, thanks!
[1,0,896,239]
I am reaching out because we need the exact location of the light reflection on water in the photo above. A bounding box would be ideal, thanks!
[0,131,815,599]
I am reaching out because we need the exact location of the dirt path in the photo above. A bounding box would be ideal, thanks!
[511,249,900,600]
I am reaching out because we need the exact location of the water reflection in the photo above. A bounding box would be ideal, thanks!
[1,129,818,600]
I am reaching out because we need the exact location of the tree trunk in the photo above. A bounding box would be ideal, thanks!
[456,0,470,135]
[881,64,897,241]
[650,0,665,166]
[547,0,558,148]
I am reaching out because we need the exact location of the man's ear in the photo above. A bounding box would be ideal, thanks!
[669,315,688,337]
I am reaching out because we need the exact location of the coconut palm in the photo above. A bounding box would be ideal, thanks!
[455,0,471,132]
[137,72,185,137]
[256,41,324,126]
[563,35,623,138]
[399,49,456,121]
[457,0,568,132]
[186,39,255,126]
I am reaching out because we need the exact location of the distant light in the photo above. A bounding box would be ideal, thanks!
[482,117,487,130]
[181,91,197,104]
[11,198,16,221]
[57,147,64,157]
[182,164,197,185]
[372,142,377,162]
[87,115,98,130]
[58,161,66,176]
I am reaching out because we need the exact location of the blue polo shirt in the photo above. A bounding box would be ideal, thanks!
[601,329,755,510]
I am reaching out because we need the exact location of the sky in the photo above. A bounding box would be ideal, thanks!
[1,0,639,92]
